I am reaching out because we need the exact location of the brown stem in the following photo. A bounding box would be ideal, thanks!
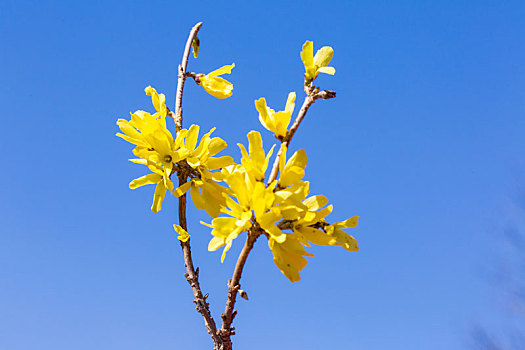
[219,227,261,349]
[174,22,202,132]
[267,94,314,184]
[174,22,222,350]
[267,85,335,184]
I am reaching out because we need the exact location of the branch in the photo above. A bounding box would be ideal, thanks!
[173,22,223,349]
[219,227,261,349]
[267,85,336,184]
[174,22,202,132]
[218,83,336,347]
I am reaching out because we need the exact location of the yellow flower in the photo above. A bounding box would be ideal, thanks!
[268,194,359,282]
[172,124,233,218]
[197,64,235,99]
[202,131,285,261]
[255,92,296,138]
[117,86,183,213]
[268,148,359,282]
[116,87,186,168]
[300,41,335,83]
[202,213,252,262]
[324,217,360,252]
[199,130,360,278]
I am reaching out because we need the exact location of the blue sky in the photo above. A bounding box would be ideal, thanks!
[1,1,524,349]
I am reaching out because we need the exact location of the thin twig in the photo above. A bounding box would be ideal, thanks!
[219,227,261,349]
[173,22,222,350]
[174,22,202,132]
[267,85,336,184]
[219,83,336,347]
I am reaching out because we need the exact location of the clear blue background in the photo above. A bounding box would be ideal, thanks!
[1,1,524,349]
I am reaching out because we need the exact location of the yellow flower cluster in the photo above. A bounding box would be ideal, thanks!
[202,132,359,282]
[118,39,358,283]
[116,86,232,216]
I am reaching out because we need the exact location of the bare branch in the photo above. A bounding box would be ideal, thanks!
[267,85,335,184]
[219,227,262,349]
[174,22,202,132]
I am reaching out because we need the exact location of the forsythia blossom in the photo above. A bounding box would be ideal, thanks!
[300,41,335,83]
[255,92,296,139]
[202,132,359,282]
[196,64,235,99]
[171,124,233,218]
[202,131,280,261]
[116,86,231,216]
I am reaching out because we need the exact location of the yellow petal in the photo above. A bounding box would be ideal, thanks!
[317,204,333,219]
[313,46,334,68]
[221,240,233,262]
[208,236,225,251]
[129,173,162,189]
[247,131,265,169]
[206,156,234,170]
[174,128,188,148]
[207,63,235,77]
[190,184,205,210]
[296,226,335,246]
[286,149,308,170]
[285,92,296,114]
[263,144,276,173]
[144,86,167,117]
[173,181,192,197]
[185,124,200,151]
[269,238,308,283]
[202,188,223,218]
[317,66,335,75]
[279,149,307,187]
[302,195,329,211]
[151,180,167,213]
[340,216,359,228]
[332,229,359,252]
[187,156,201,168]
[255,98,274,132]
[279,145,288,174]
[225,171,250,208]
[251,181,266,218]
[208,137,227,156]
[300,41,314,70]
[193,127,215,159]
[200,76,233,99]
[200,220,213,228]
